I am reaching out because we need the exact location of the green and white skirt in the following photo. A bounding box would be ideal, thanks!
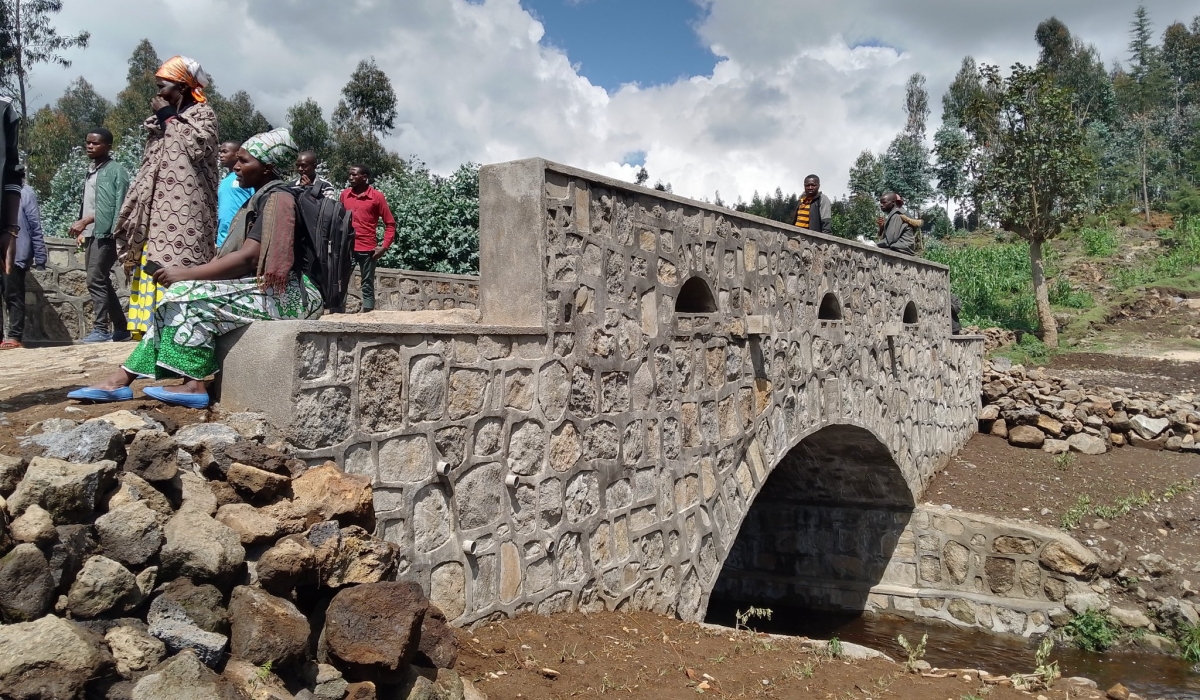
[123,273,321,381]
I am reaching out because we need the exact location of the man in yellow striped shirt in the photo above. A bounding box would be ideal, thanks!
[787,175,833,234]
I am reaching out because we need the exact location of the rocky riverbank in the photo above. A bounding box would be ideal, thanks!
[979,357,1200,454]
[0,410,475,700]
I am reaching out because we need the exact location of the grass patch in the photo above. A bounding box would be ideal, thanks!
[1065,610,1120,652]
[1079,225,1120,257]
[1113,217,1200,290]
[1059,480,1195,530]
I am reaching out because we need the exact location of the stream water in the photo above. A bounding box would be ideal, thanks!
[705,602,1200,699]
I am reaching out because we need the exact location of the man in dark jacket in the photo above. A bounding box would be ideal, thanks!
[876,192,916,255]
[1,168,47,348]
[786,175,833,234]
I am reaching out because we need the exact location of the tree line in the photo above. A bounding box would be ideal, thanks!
[0,9,480,274]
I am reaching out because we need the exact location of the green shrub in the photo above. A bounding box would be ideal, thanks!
[994,332,1051,366]
[1049,278,1093,308]
[1079,226,1119,257]
[373,159,480,275]
[1065,609,1119,652]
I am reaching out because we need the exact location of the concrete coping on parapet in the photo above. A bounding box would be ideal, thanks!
[522,157,952,273]
[293,318,546,337]
[950,335,986,341]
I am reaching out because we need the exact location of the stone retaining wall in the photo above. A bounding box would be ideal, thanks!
[221,159,986,626]
[22,238,478,341]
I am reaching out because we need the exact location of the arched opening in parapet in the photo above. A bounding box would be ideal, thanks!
[818,293,842,321]
[903,301,918,325]
[676,277,718,314]
[705,425,914,632]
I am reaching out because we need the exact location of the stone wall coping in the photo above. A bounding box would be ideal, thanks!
[291,318,546,336]
[950,335,986,341]
[916,504,1068,543]
[529,157,951,273]
[869,584,1063,614]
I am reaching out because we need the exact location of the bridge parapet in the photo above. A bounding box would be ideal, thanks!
[221,158,984,624]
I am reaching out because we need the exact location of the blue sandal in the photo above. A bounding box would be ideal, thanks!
[67,386,134,403]
[143,385,211,409]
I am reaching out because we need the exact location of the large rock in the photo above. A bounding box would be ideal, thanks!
[123,430,183,483]
[48,524,97,593]
[1130,414,1169,439]
[228,586,310,668]
[417,604,459,669]
[222,659,293,700]
[226,462,289,503]
[310,523,398,588]
[23,420,125,464]
[1137,553,1175,577]
[147,620,229,668]
[0,543,55,621]
[10,503,57,547]
[106,625,167,677]
[96,500,164,568]
[148,578,229,634]
[324,581,428,683]
[1159,597,1200,628]
[216,504,283,546]
[1007,425,1045,449]
[106,472,174,518]
[224,442,303,478]
[8,456,117,524]
[175,423,242,476]
[272,463,373,532]
[0,615,112,700]
[1039,538,1098,577]
[66,555,141,618]
[256,535,317,596]
[179,471,219,515]
[1108,607,1153,629]
[0,453,26,495]
[131,649,237,699]
[88,410,163,439]
[161,509,246,582]
[1067,433,1107,455]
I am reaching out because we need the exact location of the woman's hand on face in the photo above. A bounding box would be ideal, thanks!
[152,266,189,286]
[150,96,170,112]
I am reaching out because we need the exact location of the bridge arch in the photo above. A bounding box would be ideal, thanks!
[697,423,916,620]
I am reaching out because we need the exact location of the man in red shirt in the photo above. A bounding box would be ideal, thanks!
[339,165,396,312]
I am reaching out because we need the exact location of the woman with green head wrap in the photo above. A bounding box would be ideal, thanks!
[67,128,321,409]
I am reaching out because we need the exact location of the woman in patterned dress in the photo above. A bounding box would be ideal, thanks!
[114,55,220,339]
[68,129,321,409]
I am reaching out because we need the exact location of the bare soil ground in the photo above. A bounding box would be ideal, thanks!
[455,611,1097,700]
[1047,352,1200,395]
[0,343,211,455]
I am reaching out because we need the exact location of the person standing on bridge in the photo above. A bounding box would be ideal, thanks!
[875,192,917,256]
[786,174,833,234]
[340,164,395,313]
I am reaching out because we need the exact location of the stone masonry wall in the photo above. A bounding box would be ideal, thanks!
[23,238,478,341]
[245,159,985,626]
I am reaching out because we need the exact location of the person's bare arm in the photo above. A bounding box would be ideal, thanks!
[153,240,260,286]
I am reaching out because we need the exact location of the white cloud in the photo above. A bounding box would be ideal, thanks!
[29,0,1200,202]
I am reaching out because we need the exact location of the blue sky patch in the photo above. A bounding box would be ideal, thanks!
[522,0,717,92]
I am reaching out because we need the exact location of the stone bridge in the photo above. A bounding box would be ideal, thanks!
[221,159,985,627]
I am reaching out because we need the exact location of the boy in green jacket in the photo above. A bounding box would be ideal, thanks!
[71,128,131,343]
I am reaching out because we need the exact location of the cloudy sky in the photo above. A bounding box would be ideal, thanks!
[30,0,1200,201]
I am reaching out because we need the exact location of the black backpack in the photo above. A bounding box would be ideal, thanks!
[287,182,355,312]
